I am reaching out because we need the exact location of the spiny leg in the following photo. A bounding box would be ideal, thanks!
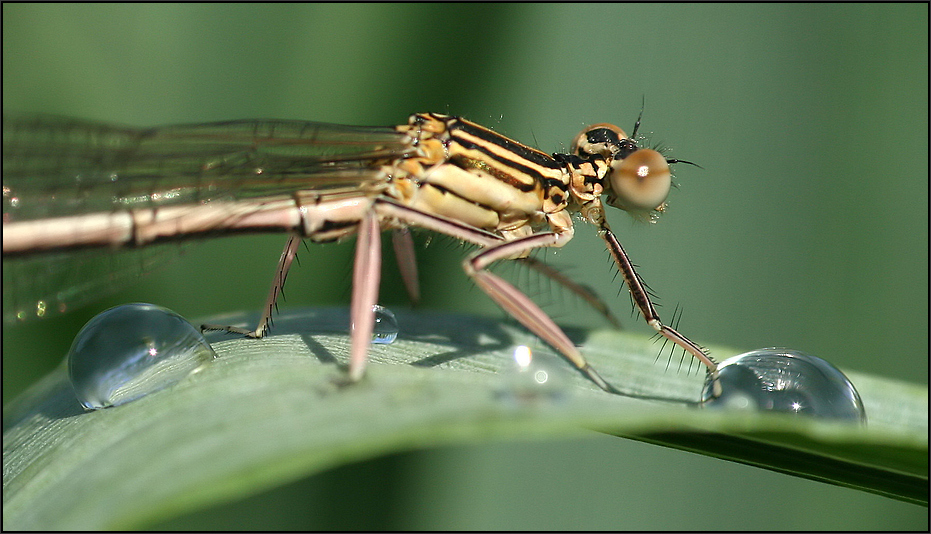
[518,256,623,328]
[598,219,721,396]
[201,234,302,338]
[201,215,383,384]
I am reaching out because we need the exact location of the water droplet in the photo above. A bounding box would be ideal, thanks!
[68,303,217,410]
[371,305,398,344]
[701,348,866,422]
[497,345,570,405]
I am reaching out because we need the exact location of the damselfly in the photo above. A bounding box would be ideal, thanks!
[3,112,720,395]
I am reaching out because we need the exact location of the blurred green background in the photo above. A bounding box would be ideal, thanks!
[3,3,926,529]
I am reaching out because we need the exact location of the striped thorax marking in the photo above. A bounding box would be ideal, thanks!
[391,113,579,238]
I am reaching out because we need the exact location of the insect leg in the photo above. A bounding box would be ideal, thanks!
[597,219,721,395]
[463,233,620,394]
[201,234,301,338]
[391,227,420,305]
[348,211,382,382]
[517,256,623,328]
[374,198,618,393]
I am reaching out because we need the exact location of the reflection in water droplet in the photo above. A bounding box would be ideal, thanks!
[497,345,570,405]
[513,345,533,369]
[371,305,399,344]
[68,303,217,410]
[701,348,866,422]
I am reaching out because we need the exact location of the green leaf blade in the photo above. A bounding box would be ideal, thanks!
[3,308,926,529]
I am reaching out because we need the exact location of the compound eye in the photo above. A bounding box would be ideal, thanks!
[608,149,671,214]
[571,123,628,159]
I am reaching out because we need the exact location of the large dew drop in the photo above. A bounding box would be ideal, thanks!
[68,303,217,410]
[701,348,866,422]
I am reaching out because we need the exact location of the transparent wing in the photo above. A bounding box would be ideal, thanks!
[2,115,413,221]
[2,115,414,323]
[2,244,187,324]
